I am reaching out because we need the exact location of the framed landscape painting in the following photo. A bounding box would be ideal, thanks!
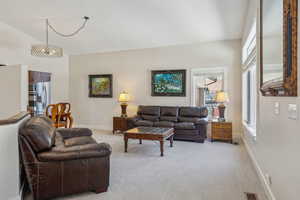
[151,69,186,96]
[89,74,113,98]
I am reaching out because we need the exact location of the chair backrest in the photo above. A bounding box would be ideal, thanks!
[46,104,64,123]
[58,102,71,114]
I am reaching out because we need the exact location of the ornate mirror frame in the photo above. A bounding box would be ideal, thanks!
[260,0,298,96]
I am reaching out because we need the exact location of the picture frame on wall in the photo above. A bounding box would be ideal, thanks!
[89,74,113,98]
[151,69,186,96]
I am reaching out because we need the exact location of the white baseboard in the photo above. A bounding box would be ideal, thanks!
[9,195,21,200]
[74,124,111,131]
[242,136,276,200]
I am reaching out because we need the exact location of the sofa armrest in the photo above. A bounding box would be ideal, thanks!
[194,118,208,125]
[38,142,112,162]
[127,116,141,129]
[56,128,92,139]
[195,118,208,139]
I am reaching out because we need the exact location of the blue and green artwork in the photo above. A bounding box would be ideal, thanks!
[151,70,186,96]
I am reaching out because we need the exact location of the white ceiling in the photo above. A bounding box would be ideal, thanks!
[0,0,249,55]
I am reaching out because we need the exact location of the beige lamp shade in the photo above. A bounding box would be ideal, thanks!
[215,91,229,103]
[119,91,130,103]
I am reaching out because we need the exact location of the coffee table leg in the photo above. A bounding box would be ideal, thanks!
[160,140,164,157]
[124,137,128,153]
[139,139,142,144]
[170,135,174,147]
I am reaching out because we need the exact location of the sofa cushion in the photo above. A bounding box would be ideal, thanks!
[135,120,154,127]
[137,106,160,116]
[174,122,196,130]
[38,142,112,161]
[154,121,174,128]
[160,107,179,117]
[56,128,93,139]
[19,116,56,153]
[64,136,96,147]
[141,115,159,122]
[178,117,203,123]
[160,116,178,122]
[179,107,208,118]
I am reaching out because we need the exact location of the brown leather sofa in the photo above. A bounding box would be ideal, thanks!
[128,106,208,143]
[19,116,112,200]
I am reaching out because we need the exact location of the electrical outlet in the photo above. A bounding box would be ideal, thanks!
[288,104,298,120]
[274,102,280,115]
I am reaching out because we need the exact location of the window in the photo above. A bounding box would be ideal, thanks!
[242,22,257,136]
[192,70,224,120]
[243,64,256,128]
[242,22,256,64]
[203,74,224,120]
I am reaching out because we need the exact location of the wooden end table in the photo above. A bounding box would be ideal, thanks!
[211,121,233,143]
[113,116,128,134]
[124,127,174,157]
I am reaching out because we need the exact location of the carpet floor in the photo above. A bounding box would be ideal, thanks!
[54,130,267,200]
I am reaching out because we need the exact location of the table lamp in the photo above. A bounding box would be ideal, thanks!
[215,91,229,122]
[118,91,130,117]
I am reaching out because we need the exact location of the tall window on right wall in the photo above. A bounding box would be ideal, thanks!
[242,22,257,136]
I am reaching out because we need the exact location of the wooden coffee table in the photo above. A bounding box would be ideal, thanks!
[124,127,174,157]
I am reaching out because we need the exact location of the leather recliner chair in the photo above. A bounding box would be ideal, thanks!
[19,116,112,200]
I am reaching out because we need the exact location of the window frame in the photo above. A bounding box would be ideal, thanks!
[242,22,257,137]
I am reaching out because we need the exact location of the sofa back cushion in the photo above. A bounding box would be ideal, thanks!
[19,116,55,153]
[160,107,179,122]
[179,107,208,118]
[138,106,160,116]
[138,106,160,122]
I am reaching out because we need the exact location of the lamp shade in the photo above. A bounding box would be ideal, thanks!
[119,91,130,103]
[215,91,229,103]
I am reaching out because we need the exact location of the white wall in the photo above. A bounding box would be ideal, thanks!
[0,21,69,104]
[242,1,300,200]
[69,40,242,138]
[0,115,30,200]
[0,65,28,119]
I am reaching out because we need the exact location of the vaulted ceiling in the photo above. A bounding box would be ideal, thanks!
[0,0,249,55]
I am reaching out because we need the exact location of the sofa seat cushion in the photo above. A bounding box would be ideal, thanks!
[135,120,154,127]
[174,122,196,130]
[160,116,178,122]
[141,115,159,122]
[38,142,112,162]
[154,121,174,128]
[56,128,93,139]
[64,136,96,147]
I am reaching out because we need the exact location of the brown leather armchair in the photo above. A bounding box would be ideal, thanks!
[19,116,112,200]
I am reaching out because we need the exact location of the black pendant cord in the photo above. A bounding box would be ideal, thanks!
[47,16,89,38]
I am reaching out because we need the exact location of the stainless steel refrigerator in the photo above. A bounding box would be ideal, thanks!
[28,71,51,116]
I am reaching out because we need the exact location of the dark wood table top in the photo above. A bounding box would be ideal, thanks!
[125,127,174,137]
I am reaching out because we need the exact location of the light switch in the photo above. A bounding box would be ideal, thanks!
[288,104,298,120]
[274,102,280,115]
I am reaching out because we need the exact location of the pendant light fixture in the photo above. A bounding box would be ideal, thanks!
[31,16,89,58]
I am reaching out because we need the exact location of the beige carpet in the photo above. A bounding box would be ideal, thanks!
[56,130,267,200]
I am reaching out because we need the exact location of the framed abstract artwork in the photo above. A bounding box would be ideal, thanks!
[89,74,113,98]
[151,69,186,96]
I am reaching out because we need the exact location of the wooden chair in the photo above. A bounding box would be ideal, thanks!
[46,103,73,128]
[58,102,73,128]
